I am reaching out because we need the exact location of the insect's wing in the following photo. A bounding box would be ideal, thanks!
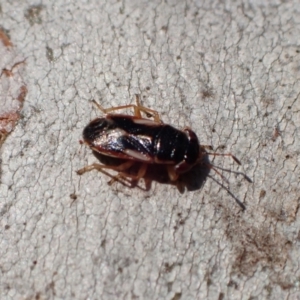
[117,134,154,162]
[87,116,160,162]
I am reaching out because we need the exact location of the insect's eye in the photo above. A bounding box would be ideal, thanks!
[83,118,109,142]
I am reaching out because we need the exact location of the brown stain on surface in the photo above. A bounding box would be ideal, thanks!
[0,28,13,47]
[1,60,26,78]
[223,206,294,291]
[230,224,290,275]
[0,85,27,146]
[18,85,28,102]
[25,5,44,26]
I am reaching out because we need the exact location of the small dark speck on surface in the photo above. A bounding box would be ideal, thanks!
[25,5,44,26]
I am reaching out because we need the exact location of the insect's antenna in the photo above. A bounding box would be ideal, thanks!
[208,175,246,211]
[198,147,251,183]
[204,163,230,184]
[206,152,241,165]
[211,164,252,183]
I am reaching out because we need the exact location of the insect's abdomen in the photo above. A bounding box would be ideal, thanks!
[154,126,199,165]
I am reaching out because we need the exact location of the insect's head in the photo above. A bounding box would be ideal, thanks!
[82,117,112,145]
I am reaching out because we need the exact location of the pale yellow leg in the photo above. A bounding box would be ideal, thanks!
[77,161,134,175]
[108,163,148,185]
[77,161,149,187]
[91,95,163,123]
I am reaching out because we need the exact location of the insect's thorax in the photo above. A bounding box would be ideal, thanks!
[83,115,199,165]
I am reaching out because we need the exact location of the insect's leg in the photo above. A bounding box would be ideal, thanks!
[117,163,148,181]
[77,161,137,186]
[134,95,163,123]
[167,165,179,182]
[174,180,185,194]
[91,100,142,117]
[91,96,163,122]
[166,165,185,192]
[97,168,133,187]
[107,163,148,187]
[206,152,241,165]
[76,161,134,175]
[144,178,152,191]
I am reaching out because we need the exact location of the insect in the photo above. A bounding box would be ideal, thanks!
[77,95,242,190]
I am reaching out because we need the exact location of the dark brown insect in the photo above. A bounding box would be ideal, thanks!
[77,95,243,191]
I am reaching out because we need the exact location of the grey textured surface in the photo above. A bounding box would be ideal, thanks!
[0,0,299,299]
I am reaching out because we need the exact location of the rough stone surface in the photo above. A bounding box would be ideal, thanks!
[0,1,299,299]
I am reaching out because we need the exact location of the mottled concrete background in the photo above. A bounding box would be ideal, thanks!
[0,1,299,299]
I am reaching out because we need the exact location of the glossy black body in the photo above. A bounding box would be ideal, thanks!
[83,114,200,168]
